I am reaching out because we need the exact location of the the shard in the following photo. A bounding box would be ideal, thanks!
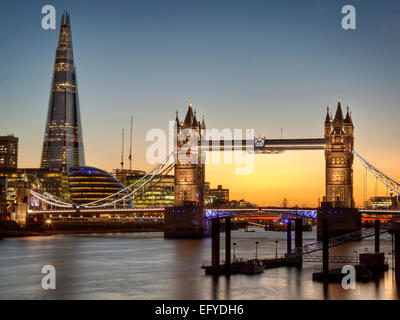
[40,12,85,172]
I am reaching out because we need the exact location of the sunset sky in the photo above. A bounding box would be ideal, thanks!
[1,0,400,206]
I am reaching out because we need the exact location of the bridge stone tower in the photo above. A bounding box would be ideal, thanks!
[164,104,210,238]
[324,101,354,208]
[173,103,205,207]
[318,100,361,239]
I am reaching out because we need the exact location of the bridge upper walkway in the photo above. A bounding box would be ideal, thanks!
[202,138,325,153]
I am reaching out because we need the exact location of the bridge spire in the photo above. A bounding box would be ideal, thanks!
[175,110,180,126]
[193,109,198,124]
[334,100,344,121]
[344,106,353,125]
[324,106,331,124]
[184,103,195,127]
[201,115,206,130]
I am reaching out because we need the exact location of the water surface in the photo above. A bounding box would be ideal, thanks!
[0,228,398,299]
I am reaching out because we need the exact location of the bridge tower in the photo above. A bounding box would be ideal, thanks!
[173,103,205,207]
[324,101,354,208]
[318,100,360,239]
[164,104,210,238]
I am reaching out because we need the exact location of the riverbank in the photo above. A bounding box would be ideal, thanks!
[0,229,46,238]
[0,219,246,238]
[0,227,164,238]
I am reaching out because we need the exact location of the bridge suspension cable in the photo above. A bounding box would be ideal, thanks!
[43,192,75,206]
[353,150,400,195]
[81,152,174,207]
[84,162,175,208]
[30,190,74,208]
[28,152,175,209]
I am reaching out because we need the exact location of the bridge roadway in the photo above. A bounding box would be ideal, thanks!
[28,207,400,219]
[28,207,165,216]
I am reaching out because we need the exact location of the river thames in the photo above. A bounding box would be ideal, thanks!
[0,227,399,300]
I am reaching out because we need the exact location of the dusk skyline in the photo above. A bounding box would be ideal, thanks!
[1,0,400,206]
[3,0,400,304]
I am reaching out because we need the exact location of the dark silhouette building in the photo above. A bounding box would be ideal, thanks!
[40,12,85,172]
[208,185,229,202]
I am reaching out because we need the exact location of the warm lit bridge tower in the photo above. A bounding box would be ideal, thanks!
[165,101,361,239]
[173,104,206,207]
[164,104,208,238]
[324,101,354,208]
[318,101,360,239]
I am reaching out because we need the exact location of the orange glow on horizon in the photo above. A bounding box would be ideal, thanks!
[18,140,400,208]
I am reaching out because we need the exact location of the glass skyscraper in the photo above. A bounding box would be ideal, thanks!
[40,12,85,172]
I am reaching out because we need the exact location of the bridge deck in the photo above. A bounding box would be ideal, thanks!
[28,207,165,215]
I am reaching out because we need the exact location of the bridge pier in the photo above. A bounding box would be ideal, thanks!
[317,207,361,240]
[395,233,400,285]
[375,219,380,253]
[295,218,303,266]
[164,206,210,238]
[211,218,220,275]
[225,217,231,274]
[388,225,400,285]
[287,218,292,254]
[322,218,329,282]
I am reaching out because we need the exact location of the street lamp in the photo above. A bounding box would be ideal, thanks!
[275,240,279,259]
[255,241,259,260]
[233,242,236,261]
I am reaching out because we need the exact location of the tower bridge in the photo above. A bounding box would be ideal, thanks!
[24,100,400,239]
[165,100,359,238]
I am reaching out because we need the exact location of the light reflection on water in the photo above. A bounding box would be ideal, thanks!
[0,227,399,299]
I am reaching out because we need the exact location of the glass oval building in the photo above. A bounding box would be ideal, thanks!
[68,166,132,208]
